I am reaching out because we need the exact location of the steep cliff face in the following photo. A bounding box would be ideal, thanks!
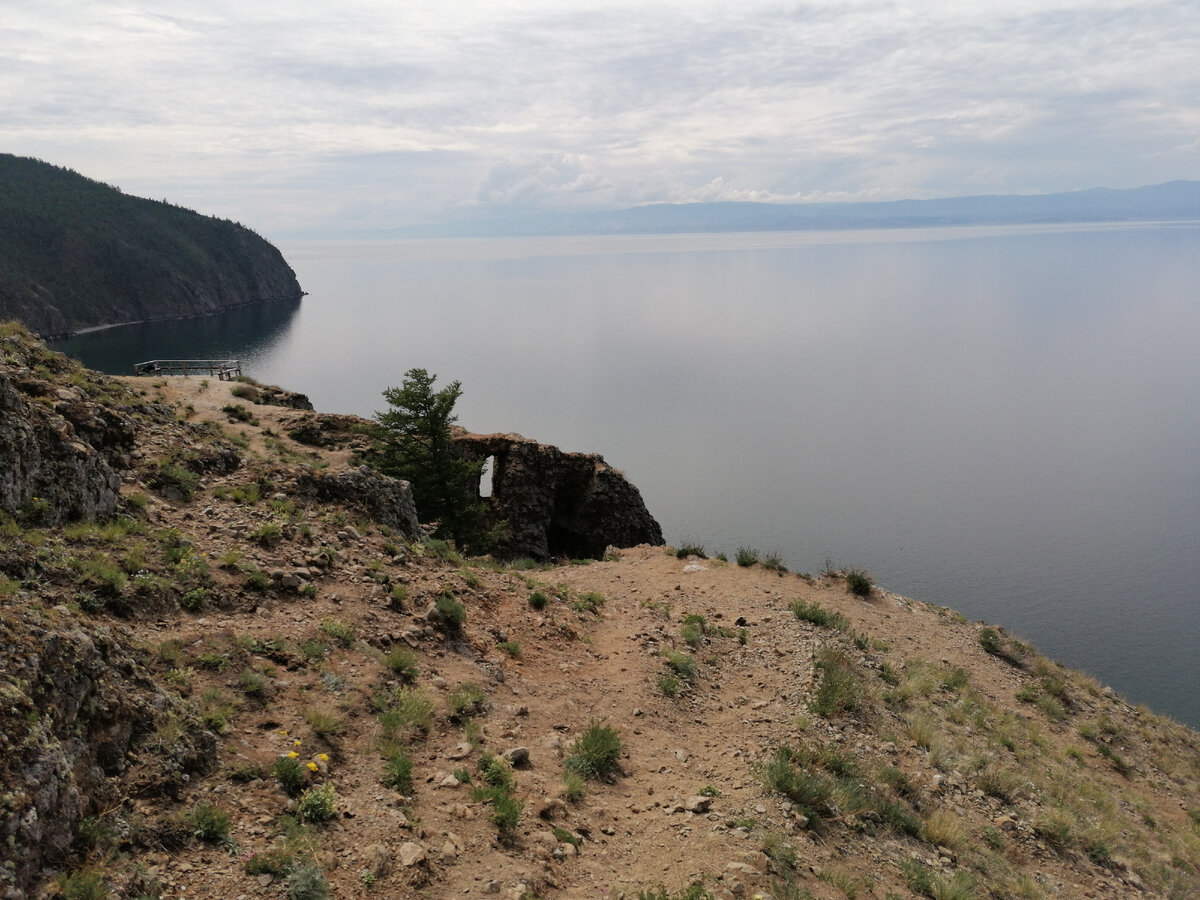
[0,607,216,896]
[0,154,302,337]
[453,431,664,560]
[0,331,131,525]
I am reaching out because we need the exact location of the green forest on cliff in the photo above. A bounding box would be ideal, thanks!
[0,154,301,338]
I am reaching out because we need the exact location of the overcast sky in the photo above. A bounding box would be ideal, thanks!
[3,1,1198,237]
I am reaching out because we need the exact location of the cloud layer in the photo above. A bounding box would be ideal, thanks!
[2,0,1198,235]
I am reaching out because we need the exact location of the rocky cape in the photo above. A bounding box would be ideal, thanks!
[1,327,1199,900]
[0,154,302,338]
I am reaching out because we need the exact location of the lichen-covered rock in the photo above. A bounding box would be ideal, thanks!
[453,431,664,560]
[0,606,216,897]
[0,368,122,525]
[293,465,421,537]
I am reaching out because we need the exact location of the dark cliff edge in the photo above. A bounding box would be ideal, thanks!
[453,430,664,560]
[0,154,303,338]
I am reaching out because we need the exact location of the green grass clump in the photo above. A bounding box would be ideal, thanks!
[978,627,1025,667]
[901,860,977,900]
[297,783,337,822]
[302,707,345,738]
[528,590,548,610]
[735,546,760,567]
[498,639,521,658]
[238,668,271,696]
[664,650,699,682]
[81,555,127,598]
[222,402,257,422]
[448,682,487,720]
[488,791,524,835]
[675,543,707,559]
[387,582,408,610]
[56,871,108,900]
[383,645,418,680]
[562,771,586,802]
[287,862,331,900]
[381,748,414,793]
[187,802,231,843]
[761,552,787,572]
[844,567,873,597]
[758,746,838,820]
[435,593,466,630]
[375,687,435,742]
[809,647,864,718]
[150,460,201,501]
[565,720,623,781]
[244,846,294,876]
[472,754,523,838]
[680,621,704,648]
[271,756,308,795]
[244,568,270,591]
[250,521,284,547]
[789,600,850,631]
[658,673,682,697]
[318,617,356,647]
[572,591,605,614]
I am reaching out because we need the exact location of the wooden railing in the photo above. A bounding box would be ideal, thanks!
[132,359,242,380]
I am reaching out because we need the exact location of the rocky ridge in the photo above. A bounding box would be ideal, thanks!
[1,328,1199,900]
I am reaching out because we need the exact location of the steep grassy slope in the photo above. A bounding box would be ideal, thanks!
[0,155,301,337]
[1,329,1199,900]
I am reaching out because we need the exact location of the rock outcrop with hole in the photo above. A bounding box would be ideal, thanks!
[453,431,664,560]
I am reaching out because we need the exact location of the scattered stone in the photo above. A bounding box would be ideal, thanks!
[398,842,426,868]
[504,746,530,767]
[684,796,713,814]
[363,844,392,878]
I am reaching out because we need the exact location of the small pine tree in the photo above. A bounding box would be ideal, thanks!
[372,369,488,550]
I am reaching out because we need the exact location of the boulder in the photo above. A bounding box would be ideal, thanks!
[294,465,420,537]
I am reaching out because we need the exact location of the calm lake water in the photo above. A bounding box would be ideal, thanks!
[55,223,1200,728]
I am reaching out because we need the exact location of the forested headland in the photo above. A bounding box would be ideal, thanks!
[0,154,301,338]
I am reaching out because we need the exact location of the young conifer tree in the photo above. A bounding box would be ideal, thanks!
[372,368,486,549]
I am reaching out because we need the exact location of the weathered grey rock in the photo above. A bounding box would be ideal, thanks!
[0,607,216,897]
[398,841,426,868]
[453,430,664,560]
[363,843,392,878]
[504,746,531,767]
[684,795,713,813]
[294,465,420,537]
[0,369,123,525]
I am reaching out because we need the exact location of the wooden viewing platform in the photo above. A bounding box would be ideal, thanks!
[133,359,242,379]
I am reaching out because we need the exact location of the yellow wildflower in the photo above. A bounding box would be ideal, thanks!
[306,762,319,772]
[286,751,299,759]
[316,753,329,762]
[293,739,302,746]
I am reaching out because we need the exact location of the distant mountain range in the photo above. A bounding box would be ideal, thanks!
[405,180,1200,238]
[0,154,302,338]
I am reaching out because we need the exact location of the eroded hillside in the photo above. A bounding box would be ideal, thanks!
[2,327,1199,900]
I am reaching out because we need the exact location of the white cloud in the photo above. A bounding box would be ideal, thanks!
[1,0,1198,235]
